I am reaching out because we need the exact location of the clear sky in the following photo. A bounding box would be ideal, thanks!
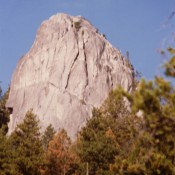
[0,0,175,93]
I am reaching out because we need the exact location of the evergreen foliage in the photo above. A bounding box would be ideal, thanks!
[164,47,175,77]
[0,128,12,175]
[77,109,117,175]
[76,89,136,175]
[44,129,78,175]
[9,109,44,175]
[0,87,10,132]
[42,124,56,151]
[113,77,175,174]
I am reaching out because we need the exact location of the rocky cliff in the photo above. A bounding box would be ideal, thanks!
[6,13,134,139]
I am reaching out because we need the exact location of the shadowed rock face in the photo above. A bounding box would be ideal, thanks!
[6,13,134,139]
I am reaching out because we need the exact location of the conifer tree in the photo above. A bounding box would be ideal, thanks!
[112,77,175,174]
[76,106,134,175]
[42,124,56,151]
[45,129,76,175]
[9,110,44,175]
[0,87,10,132]
[0,128,10,175]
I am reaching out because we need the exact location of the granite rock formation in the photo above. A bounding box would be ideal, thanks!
[6,13,134,139]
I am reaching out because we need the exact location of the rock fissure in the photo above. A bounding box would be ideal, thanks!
[49,82,59,89]
[65,50,79,89]
[83,39,89,88]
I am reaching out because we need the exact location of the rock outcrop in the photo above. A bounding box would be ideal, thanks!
[6,13,134,139]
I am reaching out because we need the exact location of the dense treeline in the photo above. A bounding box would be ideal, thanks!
[0,48,175,175]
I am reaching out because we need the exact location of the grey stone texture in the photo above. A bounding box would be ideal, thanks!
[6,13,134,139]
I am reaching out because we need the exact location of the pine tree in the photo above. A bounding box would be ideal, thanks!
[0,128,10,175]
[77,108,126,175]
[9,109,44,175]
[42,124,56,151]
[112,77,175,174]
[45,129,76,175]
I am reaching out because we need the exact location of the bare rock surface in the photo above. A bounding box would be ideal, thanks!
[6,13,134,139]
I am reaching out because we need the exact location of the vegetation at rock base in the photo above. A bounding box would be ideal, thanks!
[0,128,12,175]
[8,109,45,175]
[0,109,46,175]
[74,88,137,175]
[42,124,56,151]
[111,77,175,175]
[0,87,10,133]
[43,129,79,175]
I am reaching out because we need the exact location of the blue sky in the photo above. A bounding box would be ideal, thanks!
[0,0,175,93]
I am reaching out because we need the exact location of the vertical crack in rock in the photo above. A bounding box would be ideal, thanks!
[99,41,106,58]
[65,49,79,89]
[111,73,114,88]
[83,39,89,88]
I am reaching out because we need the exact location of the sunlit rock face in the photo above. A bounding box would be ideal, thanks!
[6,13,134,139]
